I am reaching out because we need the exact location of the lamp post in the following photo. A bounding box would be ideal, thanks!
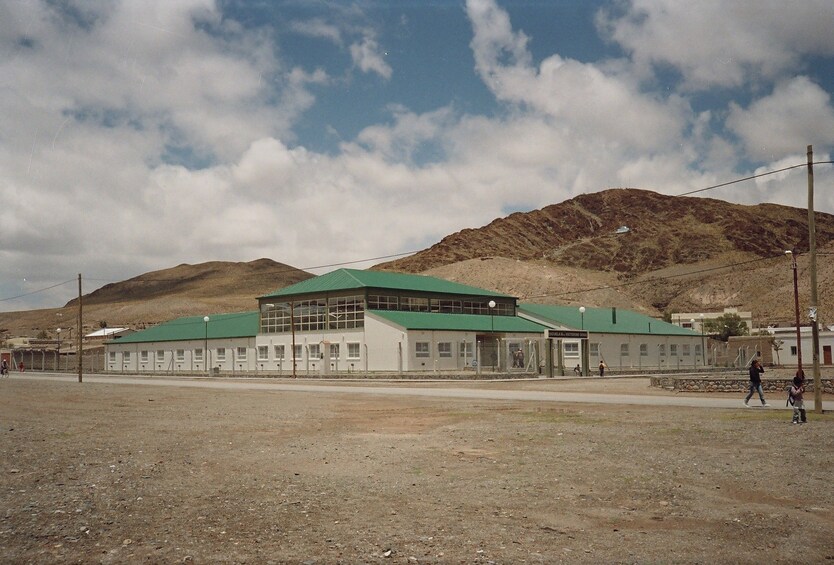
[56,328,61,371]
[203,316,210,375]
[699,314,705,366]
[785,250,803,378]
[579,306,586,376]
[488,300,496,371]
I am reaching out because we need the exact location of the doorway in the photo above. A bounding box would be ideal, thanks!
[824,345,832,365]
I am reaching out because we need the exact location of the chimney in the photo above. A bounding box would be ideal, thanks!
[612,307,617,324]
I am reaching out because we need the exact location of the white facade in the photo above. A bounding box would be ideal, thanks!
[107,336,259,374]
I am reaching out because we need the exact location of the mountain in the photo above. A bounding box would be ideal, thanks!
[376,189,834,326]
[376,189,834,274]
[0,259,312,338]
[2,189,832,340]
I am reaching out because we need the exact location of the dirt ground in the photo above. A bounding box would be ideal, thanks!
[1,376,833,564]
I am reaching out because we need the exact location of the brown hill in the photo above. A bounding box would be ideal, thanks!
[3,189,832,340]
[377,189,834,326]
[377,189,834,274]
[0,259,312,338]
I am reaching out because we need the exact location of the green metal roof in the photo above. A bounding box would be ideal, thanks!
[369,310,548,333]
[108,311,258,344]
[518,304,699,336]
[260,268,512,299]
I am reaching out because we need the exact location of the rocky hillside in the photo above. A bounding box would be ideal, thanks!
[376,189,834,274]
[3,188,832,339]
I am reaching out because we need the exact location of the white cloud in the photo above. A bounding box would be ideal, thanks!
[2,0,834,313]
[596,0,834,90]
[726,77,834,161]
[349,35,392,79]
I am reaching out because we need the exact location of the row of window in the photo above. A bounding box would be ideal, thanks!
[111,343,363,363]
[260,295,516,334]
[570,343,703,357]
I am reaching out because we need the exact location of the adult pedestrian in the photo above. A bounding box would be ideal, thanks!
[598,360,606,377]
[744,359,769,407]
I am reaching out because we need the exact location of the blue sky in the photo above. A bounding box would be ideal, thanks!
[2,0,834,311]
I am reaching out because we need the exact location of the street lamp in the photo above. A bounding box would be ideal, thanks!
[56,328,61,371]
[488,300,496,371]
[579,307,586,376]
[785,250,803,378]
[203,316,210,375]
[699,313,706,366]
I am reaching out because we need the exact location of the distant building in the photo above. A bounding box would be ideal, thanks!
[671,308,754,334]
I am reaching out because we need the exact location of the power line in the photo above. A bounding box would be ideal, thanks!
[0,279,76,303]
[519,253,786,301]
[83,250,420,284]
[677,160,834,197]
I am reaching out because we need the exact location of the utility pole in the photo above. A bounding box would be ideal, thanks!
[807,145,822,413]
[77,273,83,383]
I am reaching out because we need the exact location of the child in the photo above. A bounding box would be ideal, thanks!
[790,375,807,424]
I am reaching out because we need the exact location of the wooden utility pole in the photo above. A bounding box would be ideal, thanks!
[77,273,83,383]
[807,145,822,413]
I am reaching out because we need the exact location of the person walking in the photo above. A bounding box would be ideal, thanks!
[598,360,606,377]
[744,359,769,407]
[789,374,807,424]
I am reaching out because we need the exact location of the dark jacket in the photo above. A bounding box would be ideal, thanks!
[748,362,764,384]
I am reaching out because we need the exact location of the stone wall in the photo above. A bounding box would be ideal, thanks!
[650,376,834,394]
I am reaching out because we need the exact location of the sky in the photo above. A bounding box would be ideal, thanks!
[2,0,834,312]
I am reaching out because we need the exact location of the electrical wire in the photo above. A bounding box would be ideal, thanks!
[677,160,834,197]
[4,160,833,304]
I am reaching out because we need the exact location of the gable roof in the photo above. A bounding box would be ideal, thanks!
[518,304,699,336]
[260,268,512,299]
[108,312,258,344]
[369,310,548,333]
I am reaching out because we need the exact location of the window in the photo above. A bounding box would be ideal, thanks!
[430,299,462,313]
[415,342,430,358]
[695,344,702,357]
[109,352,116,362]
[123,351,131,362]
[176,349,185,362]
[683,344,690,356]
[459,342,474,358]
[195,348,203,361]
[328,295,364,329]
[590,343,600,357]
[658,344,666,357]
[237,347,247,361]
[141,350,149,362]
[309,344,321,359]
[640,344,648,357]
[670,344,678,357]
[156,350,164,362]
[564,342,579,357]
[257,346,268,361]
[217,347,226,361]
[620,343,629,357]
[293,344,302,360]
[330,343,339,359]
[402,297,429,312]
[367,294,398,310]
[682,322,693,329]
[790,346,797,356]
[347,342,360,359]
[274,345,285,360]
[438,342,452,357]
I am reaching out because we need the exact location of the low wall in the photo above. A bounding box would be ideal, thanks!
[650,376,834,395]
